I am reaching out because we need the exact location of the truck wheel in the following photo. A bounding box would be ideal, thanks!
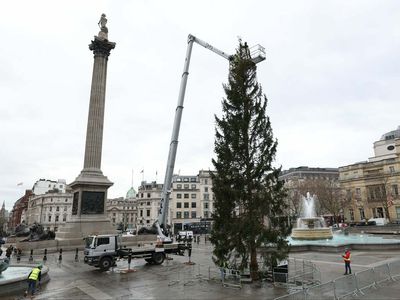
[152,252,165,265]
[99,257,112,271]
[145,258,154,264]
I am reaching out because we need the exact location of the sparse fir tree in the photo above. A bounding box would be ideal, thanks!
[210,41,290,280]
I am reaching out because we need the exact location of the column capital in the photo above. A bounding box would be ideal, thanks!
[89,36,116,57]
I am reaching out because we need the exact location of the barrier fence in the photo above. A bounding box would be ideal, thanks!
[274,260,400,300]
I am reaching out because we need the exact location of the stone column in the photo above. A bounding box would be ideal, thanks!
[56,17,116,241]
[83,37,115,174]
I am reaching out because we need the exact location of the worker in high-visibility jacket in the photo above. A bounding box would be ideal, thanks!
[342,248,351,275]
[25,265,42,297]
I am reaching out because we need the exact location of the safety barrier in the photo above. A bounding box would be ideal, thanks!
[306,281,335,300]
[274,259,400,300]
[333,274,357,299]
[373,263,392,285]
[355,268,376,294]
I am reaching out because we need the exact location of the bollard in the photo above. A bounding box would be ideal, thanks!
[58,248,63,263]
[29,249,34,262]
[17,249,21,263]
[75,248,79,262]
[43,249,47,262]
[128,253,132,270]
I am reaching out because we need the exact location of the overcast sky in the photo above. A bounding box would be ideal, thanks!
[1,0,400,211]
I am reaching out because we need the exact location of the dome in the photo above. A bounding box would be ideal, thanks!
[126,187,137,199]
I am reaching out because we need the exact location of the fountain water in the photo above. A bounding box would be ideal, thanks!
[291,192,333,240]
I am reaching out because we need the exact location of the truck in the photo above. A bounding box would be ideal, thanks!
[83,234,190,270]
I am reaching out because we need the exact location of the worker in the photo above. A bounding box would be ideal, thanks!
[5,245,13,259]
[25,264,42,297]
[342,248,351,275]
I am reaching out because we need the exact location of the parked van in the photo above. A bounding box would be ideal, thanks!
[178,231,193,239]
[367,218,389,226]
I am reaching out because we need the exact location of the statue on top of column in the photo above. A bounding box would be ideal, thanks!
[97,13,108,40]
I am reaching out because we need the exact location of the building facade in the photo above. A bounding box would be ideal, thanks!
[136,181,162,229]
[169,170,215,234]
[26,192,73,232]
[106,187,137,230]
[340,127,400,223]
[8,190,33,231]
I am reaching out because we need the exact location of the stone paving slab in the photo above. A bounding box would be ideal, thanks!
[2,240,400,299]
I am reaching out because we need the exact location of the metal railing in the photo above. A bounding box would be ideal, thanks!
[274,260,400,300]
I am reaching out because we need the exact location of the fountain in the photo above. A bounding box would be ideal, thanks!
[291,192,333,240]
[0,260,50,296]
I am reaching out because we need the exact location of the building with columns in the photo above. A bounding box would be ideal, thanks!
[106,187,137,230]
[340,127,400,223]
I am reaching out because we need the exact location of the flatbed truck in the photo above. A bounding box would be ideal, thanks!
[83,234,189,270]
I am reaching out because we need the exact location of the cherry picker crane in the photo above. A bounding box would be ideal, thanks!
[140,34,266,242]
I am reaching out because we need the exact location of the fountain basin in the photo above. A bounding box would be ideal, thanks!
[291,228,333,240]
[0,264,50,296]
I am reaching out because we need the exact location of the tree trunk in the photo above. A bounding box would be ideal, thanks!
[250,246,259,280]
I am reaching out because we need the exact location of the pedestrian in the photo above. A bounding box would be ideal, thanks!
[5,245,13,259]
[342,248,351,275]
[25,264,42,298]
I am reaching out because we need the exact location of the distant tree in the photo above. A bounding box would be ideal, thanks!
[210,41,290,280]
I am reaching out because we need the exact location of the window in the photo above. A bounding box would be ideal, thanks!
[56,206,59,212]
[184,193,189,199]
[96,237,109,246]
[140,210,143,217]
[203,194,209,200]
[112,218,116,223]
[191,202,196,208]
[177,184,182,189]
[48,215,52,222]
[204,187,209,193]
[204,179,208,185]
[191,193,196,199]
[177,194,182,199]
[359,208,366,220]
[55,215,59,222]
[191,184,196,189]
[147,193,151,198]
[389,166,395,173]
[63,215,67,222]
[176,212,182,219]
[184,211,189,218]
[147,201,151,205]
[191,211,197,218]
[146,220,150,224]
[49,206,52,212]
[355,188,361,197]
[190,177,196,182]
[204,211,209,218]
[146,210,150,217]
[184,178,189,182]
[396,206,400,220]
[183,184,189,189]
[64,206,67,211]
[177,178,182,182]
[141,193,144,198]
[177,202,182,208]
[204,202,209,209]
[54,227,58,232]
[65,198,68,202]
[392,185,399,197]
[184,202,189,208]
[349,209,354,221]
[113,213,116,216]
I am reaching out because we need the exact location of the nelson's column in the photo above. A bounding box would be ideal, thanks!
[57,14,116,240]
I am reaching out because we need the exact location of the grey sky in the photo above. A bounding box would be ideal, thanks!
[1,0,400,211]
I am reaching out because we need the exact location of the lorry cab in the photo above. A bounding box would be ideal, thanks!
[84,234,122,270]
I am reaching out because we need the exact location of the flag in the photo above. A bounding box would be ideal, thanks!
[387,195,394,207]
[140,169,144,173]
[17,182,23,186]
